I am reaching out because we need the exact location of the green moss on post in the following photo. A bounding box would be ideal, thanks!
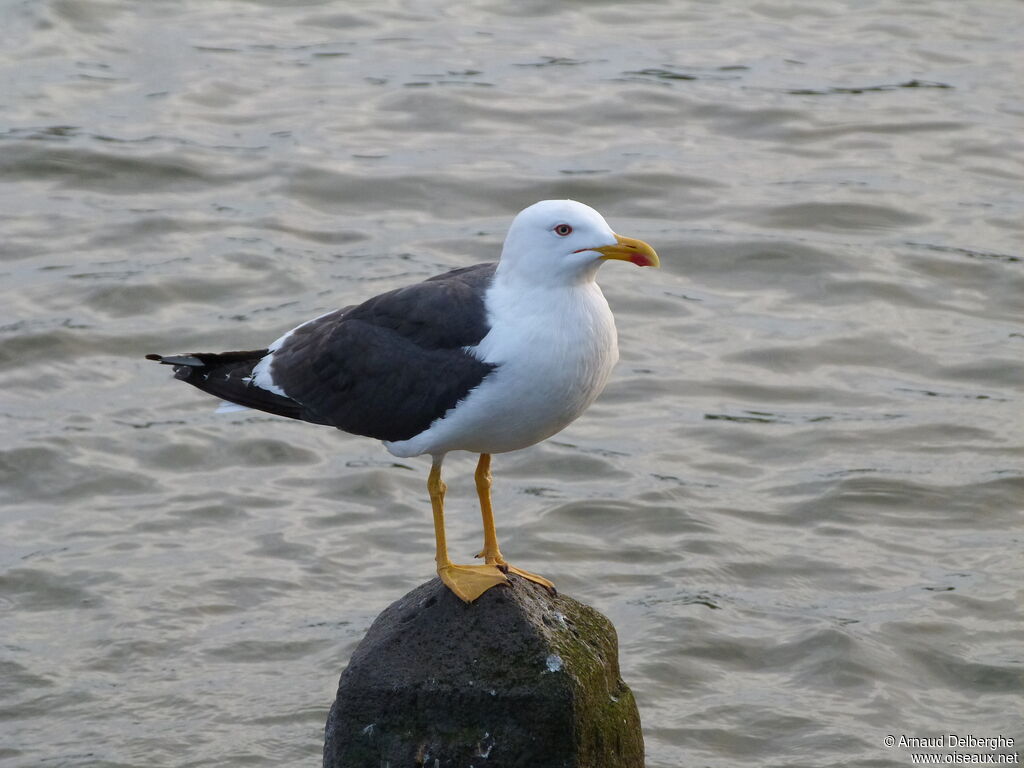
[324,574,643,767]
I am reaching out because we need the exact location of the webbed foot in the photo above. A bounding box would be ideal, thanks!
[438,563,510,603]
[474,550,557,595]
[501,563,556,595]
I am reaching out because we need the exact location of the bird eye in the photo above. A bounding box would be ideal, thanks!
[554,224,573,236]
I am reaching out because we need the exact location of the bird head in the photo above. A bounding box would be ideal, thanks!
[498,200,659,285]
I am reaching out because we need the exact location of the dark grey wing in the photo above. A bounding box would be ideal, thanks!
[268,263,498,441]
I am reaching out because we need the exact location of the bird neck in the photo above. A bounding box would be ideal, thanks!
[486,271,608,329]
[493,261,601,291]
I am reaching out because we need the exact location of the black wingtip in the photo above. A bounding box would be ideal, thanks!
[147,354,205,367]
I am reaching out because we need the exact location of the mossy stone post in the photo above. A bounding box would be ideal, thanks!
[323,574,643,767]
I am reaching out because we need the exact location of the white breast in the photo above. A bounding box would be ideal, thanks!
[384,279,619,458]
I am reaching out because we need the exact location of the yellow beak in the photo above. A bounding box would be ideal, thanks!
[593,233,660,268]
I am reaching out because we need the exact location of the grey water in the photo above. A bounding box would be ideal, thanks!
[1,1,1022,766]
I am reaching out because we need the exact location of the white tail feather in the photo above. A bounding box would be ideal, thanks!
[215,401,251,414]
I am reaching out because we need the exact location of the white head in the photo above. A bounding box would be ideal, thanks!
[497,200,659,286]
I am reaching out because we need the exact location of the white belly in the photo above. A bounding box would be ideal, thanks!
[384,281,618,458]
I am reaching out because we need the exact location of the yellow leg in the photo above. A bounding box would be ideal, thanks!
[429,458,508,603]
[473,454,556,594]
[475,453,502,565]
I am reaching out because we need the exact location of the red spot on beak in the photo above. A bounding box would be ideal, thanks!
[629,252,653,267]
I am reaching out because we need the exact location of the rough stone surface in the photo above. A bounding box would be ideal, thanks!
[323,574,643,767]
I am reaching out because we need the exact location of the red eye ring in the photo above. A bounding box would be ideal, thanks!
[554,224,573,236]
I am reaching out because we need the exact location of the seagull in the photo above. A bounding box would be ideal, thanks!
[147,200,659,602]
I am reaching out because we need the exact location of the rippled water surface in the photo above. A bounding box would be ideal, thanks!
[2,1,1022,766]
